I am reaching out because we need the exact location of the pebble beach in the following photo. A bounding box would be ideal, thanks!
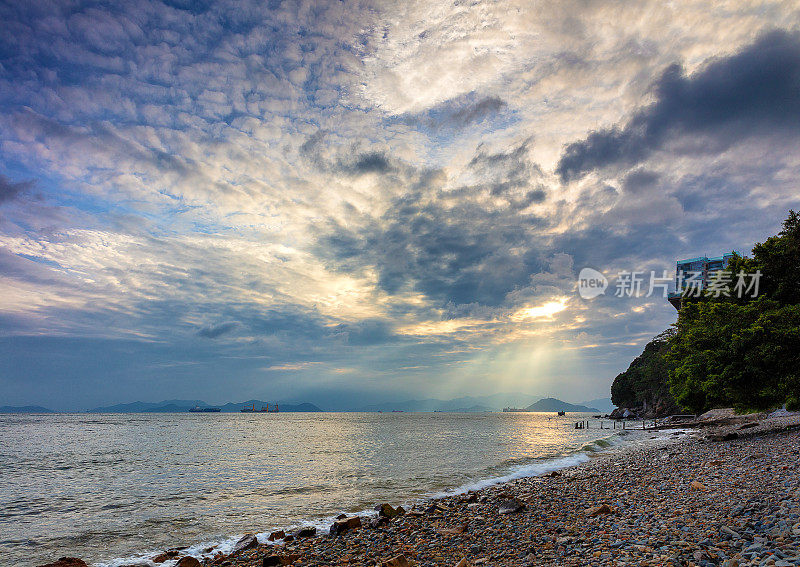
[64,421,799,567]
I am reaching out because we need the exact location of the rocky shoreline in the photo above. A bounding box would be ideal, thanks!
[43,425,800,567]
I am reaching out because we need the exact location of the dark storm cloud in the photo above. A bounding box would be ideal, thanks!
[345,151,395,175]
[197,321,239,339]
[319,205,543,308]
[315,142,551,309]
[299,132,397,176]
[0,175,34,204]
[556,30,800,182]
[621,169,660,193]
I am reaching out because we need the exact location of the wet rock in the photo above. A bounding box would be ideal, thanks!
[267,530,285,541]
[369,516,391,528]
[233,533,258,554]
[37,559,89,567]
[377,503,402,518]
[691,481,709,491]
[151,551,179,563]
[295,526,316,538]
[381,554,412,567]
[330,516,362,536]
[175,558,201,567]
[498,497,526,515]
[263,554,301,566]
[585,504,612,516]
[454,559,468,567]
[438,525,467,535]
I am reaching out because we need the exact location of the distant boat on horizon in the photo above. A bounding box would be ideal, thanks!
[240,403,279,413]
[502,407,528,412]
[189,406,221,413]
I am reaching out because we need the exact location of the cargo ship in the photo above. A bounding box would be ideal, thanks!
[189,406,221,412]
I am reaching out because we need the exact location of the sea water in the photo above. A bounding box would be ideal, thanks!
[0,411,665,566]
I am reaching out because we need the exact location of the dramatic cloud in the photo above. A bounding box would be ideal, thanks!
[315,139,551,308]
[1,1,800,409]
[556,30,800,181]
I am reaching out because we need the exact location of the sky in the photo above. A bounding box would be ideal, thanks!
[1,1,800,411]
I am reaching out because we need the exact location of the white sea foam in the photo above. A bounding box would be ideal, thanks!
[91,422,682,567]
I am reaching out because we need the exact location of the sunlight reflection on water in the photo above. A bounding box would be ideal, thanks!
[0,412,649,566]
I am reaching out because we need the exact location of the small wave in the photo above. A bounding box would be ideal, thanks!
[433,430,632,497]
[93,428,671,567]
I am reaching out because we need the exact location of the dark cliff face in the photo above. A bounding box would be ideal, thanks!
[610,329,680,418]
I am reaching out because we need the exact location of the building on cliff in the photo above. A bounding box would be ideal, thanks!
[667,253,736,310]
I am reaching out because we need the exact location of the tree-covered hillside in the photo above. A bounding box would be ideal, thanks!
[667,211,800,413]
[610,329,679,416]
[611,211,800,416]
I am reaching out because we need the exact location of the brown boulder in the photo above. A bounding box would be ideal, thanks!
[377,503,401,518]
[152,551,179,563]
[233,533,258,554]
[267,530,285,541]
[382,554,412,567]
[498,497,526,515]
[330,516,362,536]
[175,558,201,567]
[369,516,391,528]
[37,559,89,567]
[294,526,316,538]
[585,504,612,516]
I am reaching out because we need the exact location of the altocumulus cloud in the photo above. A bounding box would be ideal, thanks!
[1,1,800,409]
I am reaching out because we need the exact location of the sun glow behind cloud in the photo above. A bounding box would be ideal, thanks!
[510,298,569,321]
[1,1,799,409]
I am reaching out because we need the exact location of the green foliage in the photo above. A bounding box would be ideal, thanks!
[667,210,800,413]
[611,329,679,413]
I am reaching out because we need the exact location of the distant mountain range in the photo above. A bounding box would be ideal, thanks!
[524,397,600,412]
[352,394,614,413]
[0,405,55,413]
[3,395,617,414]
[89,399,323,413]
[352,393,541,413]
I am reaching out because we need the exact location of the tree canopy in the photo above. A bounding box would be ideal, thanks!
[667,211,800,413]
